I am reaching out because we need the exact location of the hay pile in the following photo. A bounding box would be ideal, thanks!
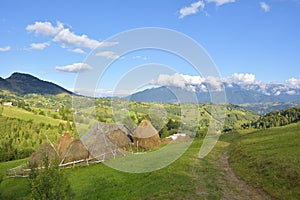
[61,139,90,164]
[133,120,161,150]
[29,142,59,167]
[81,122,130,161]
[55,133,73,156]
[107,129,131,149]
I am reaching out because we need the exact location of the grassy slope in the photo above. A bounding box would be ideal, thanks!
[0,139,229,200]
[229,123,300,199]
[2,106,65,126]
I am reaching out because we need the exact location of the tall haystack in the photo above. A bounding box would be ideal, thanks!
[55,133,73,156]
[29,142,59,167]
[133,120,161,150]
[60,139,90,164]
[81,122,130,161]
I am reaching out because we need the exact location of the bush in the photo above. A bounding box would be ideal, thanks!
[29,156,74,200]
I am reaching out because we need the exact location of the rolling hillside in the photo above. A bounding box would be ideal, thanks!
[229,123,300,199]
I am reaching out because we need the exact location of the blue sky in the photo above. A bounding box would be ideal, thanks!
[0,0,300,95]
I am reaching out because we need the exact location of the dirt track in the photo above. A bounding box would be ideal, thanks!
[218,152,274,200]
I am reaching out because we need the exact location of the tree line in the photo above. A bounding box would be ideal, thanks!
[242,107,300,129]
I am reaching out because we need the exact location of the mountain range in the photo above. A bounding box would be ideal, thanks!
[1,72,300,105]
[0,72,72,95]
[128,83,300,105]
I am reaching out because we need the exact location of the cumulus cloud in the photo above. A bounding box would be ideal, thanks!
[26,21,63,36]
[285,77,300,88]
[179,1,205,18]
[95,51,120,59]
[260,2,270,12]
[71,48,85,54]
[30,42,50,50]
[27,21,118,50]
[229,73,256,84]
[206,0,235,6]
[0,46,11,52]
[55,63,93,73]
[152,73,259,92]
[53,28,101,49]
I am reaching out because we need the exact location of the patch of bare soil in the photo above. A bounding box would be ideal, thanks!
[218,152,275,200]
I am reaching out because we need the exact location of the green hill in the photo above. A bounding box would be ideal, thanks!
[247,107,300,129]
[229,122,300,199]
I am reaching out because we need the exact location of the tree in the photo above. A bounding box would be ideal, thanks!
[29,156,74,200]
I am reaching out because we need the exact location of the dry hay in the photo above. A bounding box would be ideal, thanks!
[29,142,59,167]
[133,120,161,150]
[81,122,129,161]
[107,129,131,149]
[61,139,90,164]
[55,132,73,156]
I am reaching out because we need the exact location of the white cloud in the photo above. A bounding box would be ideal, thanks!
[71,48,85,54]
[179,1,205,18]
[229,73,256,84]
[30,42,49,50]
[155,73,187,89]
[53,28,102,49]
[26,21,63,36]
[27,21,118,50]
[152,73,258,91]
[206,0,235,6]
[285,77,300,88]
[55,63,93,73]
[0,46,11,52]
[260,2,270,12]
[95,51,120,59]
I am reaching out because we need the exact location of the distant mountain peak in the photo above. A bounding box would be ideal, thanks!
[0,72,72,95]
[8,72,40,81]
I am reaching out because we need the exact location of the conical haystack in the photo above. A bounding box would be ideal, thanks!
[133,120,161,150]
[29,142,59,167]
[55,133,73,156]
[61,139,90,164]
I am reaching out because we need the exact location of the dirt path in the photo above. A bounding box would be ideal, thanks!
[218,151,274,200]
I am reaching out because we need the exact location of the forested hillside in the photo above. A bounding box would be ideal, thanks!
[242,107,300,129]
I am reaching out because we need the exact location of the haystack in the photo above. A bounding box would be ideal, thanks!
[133,120,161,150]
[107,129,132,148]
[96,122,132,148]
[29,142,59,167]
[81,122,130,161]
[55,133,73,156]
[60,139,90,164]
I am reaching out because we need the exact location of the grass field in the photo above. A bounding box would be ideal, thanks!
[2,106,66,126]
[0,139,228,200]
[229,123,300,199]
[0,123,299,199]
